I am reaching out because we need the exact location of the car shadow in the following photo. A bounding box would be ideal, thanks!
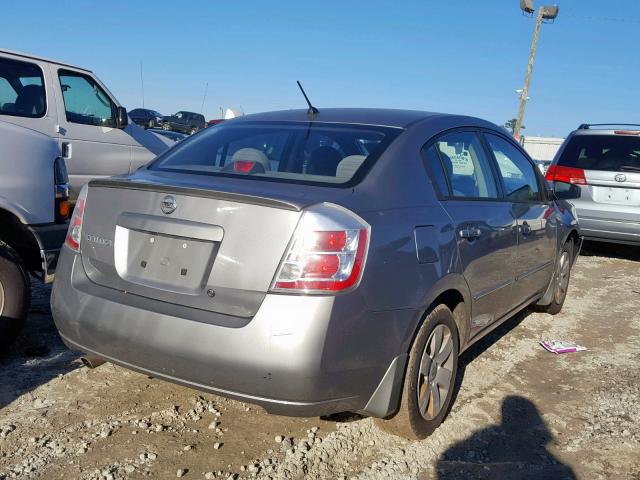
[436,395,576,479]
[446,309,530,415]
[0,282,78,409]
[579,240,640,262]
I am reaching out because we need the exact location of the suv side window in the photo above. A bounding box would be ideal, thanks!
[0,57,46,118]
[485,133,541,202]
[432,131,499,199]
[58,70,116,127]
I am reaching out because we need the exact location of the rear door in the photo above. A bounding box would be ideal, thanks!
[484,132,556,308]
[427,130,517,332]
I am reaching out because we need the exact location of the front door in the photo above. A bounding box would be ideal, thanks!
[484,133,556,309]
[428,131,518,333]
[54,68,133,199]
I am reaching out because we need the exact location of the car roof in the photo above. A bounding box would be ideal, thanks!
[571,124,640,136]
[232,108,455,129]
[0,49,92,72]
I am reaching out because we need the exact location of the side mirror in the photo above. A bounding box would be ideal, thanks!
[553,182,581,200]
[116,106,128,128]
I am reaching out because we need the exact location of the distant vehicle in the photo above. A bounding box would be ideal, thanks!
[0,49,172,201]
[161,111,206,135]
[148,128,187,143]
[52,108,581,440]
[534,159,551,174]
[129,108,164,129]
[207,119,224,128]
[546,123,640,246]
[1,120,70,350]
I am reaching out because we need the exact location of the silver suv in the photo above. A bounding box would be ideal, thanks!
[546,124,640,245]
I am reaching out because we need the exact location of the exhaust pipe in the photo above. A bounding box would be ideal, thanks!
[80,355,106,369]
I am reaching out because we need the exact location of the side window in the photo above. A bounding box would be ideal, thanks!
[422,145,450,198]
[59,70,115,127]
[0,57,46,118]
[433,131,499,199]
[485,133,541,202]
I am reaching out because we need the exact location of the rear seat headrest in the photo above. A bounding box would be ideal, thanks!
[336,155,366,179]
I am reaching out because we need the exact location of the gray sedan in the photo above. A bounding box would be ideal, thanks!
[51,108,581,439]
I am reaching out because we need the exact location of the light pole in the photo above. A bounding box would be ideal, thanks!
[514,1,559,139]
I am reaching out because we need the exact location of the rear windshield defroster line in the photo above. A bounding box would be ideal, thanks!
[147,121,402,188]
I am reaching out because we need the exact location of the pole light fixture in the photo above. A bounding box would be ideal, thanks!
[514,1,559,139]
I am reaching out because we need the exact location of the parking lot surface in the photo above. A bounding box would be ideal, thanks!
[1,243,638,480]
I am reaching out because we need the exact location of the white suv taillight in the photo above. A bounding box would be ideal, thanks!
[65,186,88,252]
[271,203,370,293]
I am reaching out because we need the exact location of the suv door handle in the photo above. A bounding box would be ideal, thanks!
[459,226,482,239]
[61,142,72,159]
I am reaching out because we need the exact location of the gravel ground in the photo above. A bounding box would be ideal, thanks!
[1,242,638,480]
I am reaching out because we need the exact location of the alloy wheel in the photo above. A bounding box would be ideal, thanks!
[417,324,454,420]
[0,280,5,316]
[555,250,571,304]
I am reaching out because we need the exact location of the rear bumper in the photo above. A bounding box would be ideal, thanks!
[576,213,640,245]
[28,222,68,282]
[51,248,414,417]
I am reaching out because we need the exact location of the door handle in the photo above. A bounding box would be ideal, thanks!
[61,142,72,159]
[521,221,532,236]
[459,226,482,239]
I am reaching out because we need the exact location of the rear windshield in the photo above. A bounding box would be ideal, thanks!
[149,121,401,185]
[557,134,640,172]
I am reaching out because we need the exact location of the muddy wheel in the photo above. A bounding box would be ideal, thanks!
[0,244,30,351]
[376,304,459,440]
[541,240,574,315]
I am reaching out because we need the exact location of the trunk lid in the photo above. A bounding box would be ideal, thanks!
[584,170,640,207]
[80,176,317,319]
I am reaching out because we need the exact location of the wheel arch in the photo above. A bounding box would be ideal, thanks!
[406,273,472,355]
[0,208,42,273]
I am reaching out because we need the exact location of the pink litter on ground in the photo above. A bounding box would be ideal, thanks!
[540,340,587,354]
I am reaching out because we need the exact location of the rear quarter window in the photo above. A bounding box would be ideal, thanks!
[149,122,401,186]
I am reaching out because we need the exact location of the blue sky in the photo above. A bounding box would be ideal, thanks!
[2,0,639,136]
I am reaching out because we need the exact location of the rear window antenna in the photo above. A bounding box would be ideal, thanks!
[296,81,319,118]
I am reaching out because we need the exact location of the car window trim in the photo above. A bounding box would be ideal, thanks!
[480,129,550,204]
[57,68,117,127]
[0,57,47,119]
[421,127,506,203]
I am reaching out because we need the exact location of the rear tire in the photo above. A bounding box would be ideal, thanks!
[540,240,574,315]
[0,244,30,351]
[189,126,198,135]
[162,122,171,131]
[376,304,459,440]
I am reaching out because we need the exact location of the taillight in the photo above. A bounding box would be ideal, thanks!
[271,204,370,294]
[65,186,88,252]
[545,165,587,185]
[54,157,71,223]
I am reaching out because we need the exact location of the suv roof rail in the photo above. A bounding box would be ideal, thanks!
[578,123,640,130]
